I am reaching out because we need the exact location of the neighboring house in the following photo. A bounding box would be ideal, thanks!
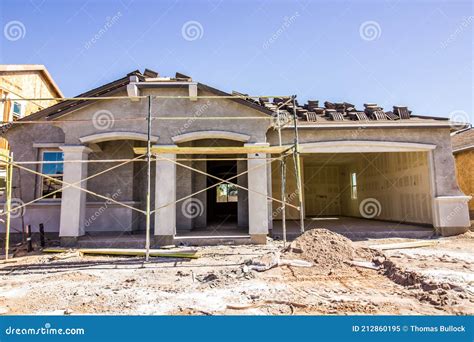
[1,69,471,246]
[452,127,473,220]
[0,65,63,192]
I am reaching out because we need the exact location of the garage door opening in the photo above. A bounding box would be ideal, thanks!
[271,151,434,239]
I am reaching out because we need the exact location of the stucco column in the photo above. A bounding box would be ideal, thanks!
[59,145,92,246]
[428,150,472,236]
[154,149,176,246]
[246,142,269,244]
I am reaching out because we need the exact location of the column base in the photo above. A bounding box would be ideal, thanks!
[436,226,469,237]
[250,234,267,244]
[60,237,79,247]
[153,235,175,247]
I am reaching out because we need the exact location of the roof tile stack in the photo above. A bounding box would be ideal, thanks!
[258,98,420,123]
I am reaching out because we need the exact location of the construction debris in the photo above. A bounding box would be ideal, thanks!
[246,251,313,272]
[0,233,473,315]
[48,251,82,261]
[344,260,380,270]
[247,252,280,271]
[227,300,308,311]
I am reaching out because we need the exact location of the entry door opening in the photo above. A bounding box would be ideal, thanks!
[207,160,238,224]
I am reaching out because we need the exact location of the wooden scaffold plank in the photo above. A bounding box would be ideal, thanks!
[133,145,291,155]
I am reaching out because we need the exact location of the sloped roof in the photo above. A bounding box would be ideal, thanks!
[452,128,474,153]
[17,69,273,122]
[11,68,454,129]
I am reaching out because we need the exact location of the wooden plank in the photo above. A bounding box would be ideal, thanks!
[368,240,439,251]
[134,146,290,155]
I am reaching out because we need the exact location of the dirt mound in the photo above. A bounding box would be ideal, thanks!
[285,229,369,271]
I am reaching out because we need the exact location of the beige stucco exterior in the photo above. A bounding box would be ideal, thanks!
[1,73,471,245]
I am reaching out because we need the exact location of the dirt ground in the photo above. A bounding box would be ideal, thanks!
[0,230,473,315]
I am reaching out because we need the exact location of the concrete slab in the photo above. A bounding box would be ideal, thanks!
[71,216,435,248]
[272,216,435,241]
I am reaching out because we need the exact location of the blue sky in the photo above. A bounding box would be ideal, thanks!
[1,0,472,122]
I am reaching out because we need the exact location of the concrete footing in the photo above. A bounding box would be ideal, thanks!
[153,235,175,247]
[60,237,79,247]
[436,226,469,237]
[250,234,267,244]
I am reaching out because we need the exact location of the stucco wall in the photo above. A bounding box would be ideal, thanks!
[2,123,65,204]
[54,88,271,146]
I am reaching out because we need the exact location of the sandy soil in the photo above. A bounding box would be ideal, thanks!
[0,231,472,315]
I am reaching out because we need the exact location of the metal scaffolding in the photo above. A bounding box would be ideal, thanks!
[0,94,305,260]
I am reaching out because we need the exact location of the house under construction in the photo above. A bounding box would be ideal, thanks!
[0,69,471,248]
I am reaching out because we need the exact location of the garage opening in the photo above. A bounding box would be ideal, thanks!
[271,151,434,239]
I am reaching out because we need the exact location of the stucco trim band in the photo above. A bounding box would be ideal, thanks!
[79,132,159,144]
[172,130,251,144]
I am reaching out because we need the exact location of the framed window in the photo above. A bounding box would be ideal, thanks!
[216,183,238,203]
[350,172,357,200]
[11,101,23,119]
[41,151,64,199]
